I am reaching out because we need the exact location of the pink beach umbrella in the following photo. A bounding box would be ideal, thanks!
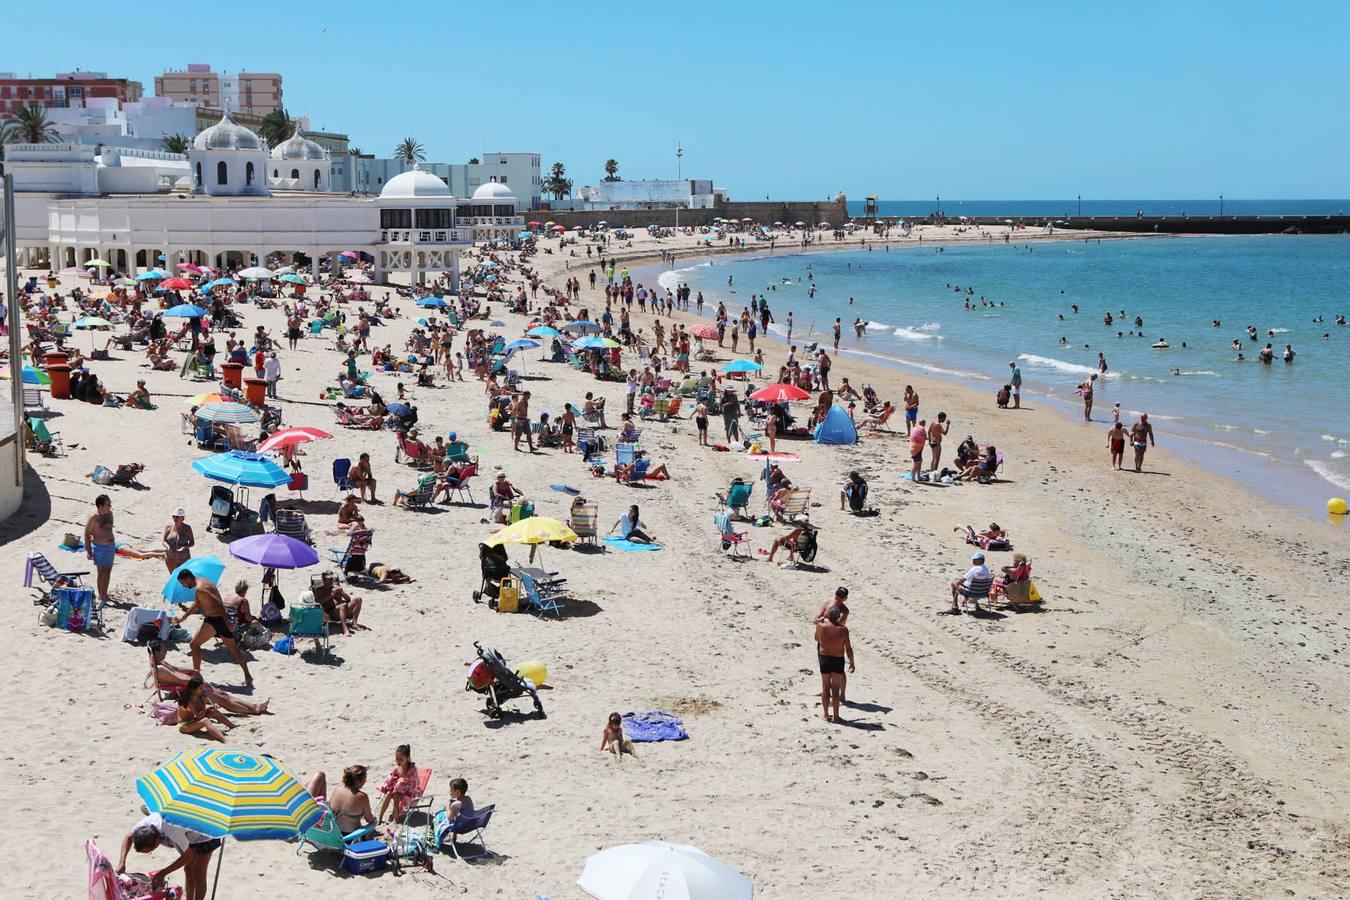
[258,426,333,455]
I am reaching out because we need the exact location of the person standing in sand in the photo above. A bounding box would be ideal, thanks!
[162,507,195,573]
[1009,361,1022,409]
[173,571,253,687]
[1107,421,1128,470]
[909,419,927,481]
[1080,373,1097,421]
[928,412,951,471]
[903,385,919,428]
[512,390,534,452]
[1130,414,1155,472]
[815,606,855,723]
[84,494,116,608]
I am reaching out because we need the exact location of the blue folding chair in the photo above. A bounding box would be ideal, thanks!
[518,572,563,618]
[289,605,330,656]
[333,458,354,493]
[434,805,495,860]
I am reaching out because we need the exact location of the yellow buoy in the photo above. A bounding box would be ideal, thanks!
[1328,497,1348,516]
[514,660,548,686]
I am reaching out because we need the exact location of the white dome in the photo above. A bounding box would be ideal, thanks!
[380,166,452,199]
[472,181,516,201]
[271,130,327,160]
[193,112,265,151]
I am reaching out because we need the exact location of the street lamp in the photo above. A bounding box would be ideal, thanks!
[675,143,684,230]
[1077,194,1082,217]
[1219,194,1224,216]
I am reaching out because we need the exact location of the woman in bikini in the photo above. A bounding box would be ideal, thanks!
[306,766,377,836]
[162,507,195,573]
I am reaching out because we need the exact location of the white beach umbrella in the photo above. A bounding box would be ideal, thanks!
[578,841,753,900]
[274,266,297,275]
[238,266,275,280]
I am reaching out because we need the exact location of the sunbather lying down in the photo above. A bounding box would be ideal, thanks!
[366,562,411,583]
[614,460,670,481]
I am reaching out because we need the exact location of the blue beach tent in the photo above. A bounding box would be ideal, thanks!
[813,405,857,445]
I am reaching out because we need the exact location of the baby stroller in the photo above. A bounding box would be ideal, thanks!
[465,641,545,719]
[471,543,510,604]
[207,485,235,533]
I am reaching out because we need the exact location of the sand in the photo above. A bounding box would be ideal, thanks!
[3,222,1348,898]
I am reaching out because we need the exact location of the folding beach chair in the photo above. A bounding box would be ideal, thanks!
[289,604,330,656]
[22,386,47,412]
[332,458,354,493]
[569,504,598,545]
[434,805,496,860]
[443,463,478,505]
[328,528,373,581]
[955,573,995,613]
[399,474,437,510]
[26,551,88,603]
[274,508,313,545]
[714,512,751,558]
[615,443,637,467]
[718,479,753,519]
[617,458,650,485]
[445,440,471,464]
[294,808,376,860]
[518,571,564,618]
[773,488,811,522]
[661,397,683,421]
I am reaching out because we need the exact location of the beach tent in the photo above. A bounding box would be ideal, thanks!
[813,405,857,445]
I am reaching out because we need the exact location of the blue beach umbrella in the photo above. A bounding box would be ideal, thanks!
[505,339,540,352]
[192,451,290,488]
[136,270,167,281]
[518,231,532,240]
[1,365,51,385]
[164,303,209,318]
[137,748,322,840]
[417,297,449,309]
[723,359,762,373]
[163,555,227,604]
[526,325,561,338]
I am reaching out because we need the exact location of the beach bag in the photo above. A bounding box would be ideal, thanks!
[152,701,179,725]
[240,622,271,650]
[1028,582,1042,603]
[91,465,114,485]
[272,635,294,655]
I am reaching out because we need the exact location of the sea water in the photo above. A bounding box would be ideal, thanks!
[648,235,1350,514]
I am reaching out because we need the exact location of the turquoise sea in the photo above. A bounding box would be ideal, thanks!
[648,235,1350,516]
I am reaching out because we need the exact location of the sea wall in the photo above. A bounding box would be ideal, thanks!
[533,198,848,230]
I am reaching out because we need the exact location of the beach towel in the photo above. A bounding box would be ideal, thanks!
[602,537,662,552]
[621,711,688,743]
[549,483,581,495]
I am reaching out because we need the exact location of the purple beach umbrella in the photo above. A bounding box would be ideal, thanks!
[227,534,320,569]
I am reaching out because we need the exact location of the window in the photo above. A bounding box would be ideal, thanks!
[499,158,507,165]
[314,169,321,190]
[273,169,278,178]
[290,168,299,179]
[415,208,454,229]
[380,209,411,229]
[216,160,228,185]
[500,177,507,184]
[246,162,255,186]
[195,162,202,187]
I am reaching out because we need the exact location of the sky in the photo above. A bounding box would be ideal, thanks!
[6,1,1348,201]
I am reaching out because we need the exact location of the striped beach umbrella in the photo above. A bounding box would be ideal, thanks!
[136,749,322,840]
[196,402,260,424]
[257,426,331,454]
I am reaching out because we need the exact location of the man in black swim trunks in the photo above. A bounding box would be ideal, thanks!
[814,606,855,723]
[174,570,253,687]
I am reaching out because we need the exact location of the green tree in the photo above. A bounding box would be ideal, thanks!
[394,137,426,167]
[544,161,573,201]
[2,104,60,144]
[161,133,191,154]
[257,108,294,148]
[348,146,363,156]
[603,158,620,181]
[468,157,480,165]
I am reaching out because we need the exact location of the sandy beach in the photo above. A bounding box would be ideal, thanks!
[4,222,1348,898]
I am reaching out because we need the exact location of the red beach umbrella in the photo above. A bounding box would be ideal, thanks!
[750,383,810,403]
[690,324,719,340]
[159,276,193,290]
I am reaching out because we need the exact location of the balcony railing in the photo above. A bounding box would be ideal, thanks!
[380,228,472,245]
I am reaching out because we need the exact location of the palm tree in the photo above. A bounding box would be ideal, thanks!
[544,161,573,201]
[468,157,480,165]
[257,108,294,148]
[2,104,60,144]
[603,158,620,181]
[161,133,191,154]
[394,137,426,168]
[348,146,363,156]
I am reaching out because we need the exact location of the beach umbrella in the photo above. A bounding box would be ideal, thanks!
[505,339,540,352]
[417,297,449,309]
[236,266,273,280]
[518,231,532,240]
[750,383,810,403]
[72,316,113,329]
[163,555,227,604]
[177,263,203,272]
[196,402,260,424]
[163,304,208,318]
[574,336,621,350]
[578,841,753,900]
[551,225,566,232]
[228,533,320,569]
[690,324,719,340]
[159,276,193,290]
[59,266,87,275]
[137,748,323,899]
[279,273,308,284]
[486,516,577,550]
[385,402,412,417]
[257,426,331,454]
[527,325,561,338]
[136,270,166,281]
[339,251,359,260]
[86,258,112,268]
[185,392,228,406]
[723,359,762,374]
[1,365,51,385]
[192,451,290,488]
[116,277,137,286]
[274,266,296,275]
[562,320,602,334]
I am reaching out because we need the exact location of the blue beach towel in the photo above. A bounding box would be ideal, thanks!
[549,483,581,495]
[602,536,662,552]
[622,711,688,743]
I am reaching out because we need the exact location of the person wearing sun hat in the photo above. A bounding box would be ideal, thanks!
[162,506,195,573]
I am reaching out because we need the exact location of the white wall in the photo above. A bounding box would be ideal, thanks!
[0,436,23,522]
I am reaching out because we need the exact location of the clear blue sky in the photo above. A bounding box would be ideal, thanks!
[8,1,1347,200]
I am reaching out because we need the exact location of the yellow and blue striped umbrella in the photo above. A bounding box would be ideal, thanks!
[196,401,260,424]
[136,749,322,840]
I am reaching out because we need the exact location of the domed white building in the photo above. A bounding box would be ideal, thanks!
[189,112,269,197]
[372,166,465,289]
[270,130,331,192]
[459,180,521,241]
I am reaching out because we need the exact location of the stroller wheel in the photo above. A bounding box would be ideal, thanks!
[471,591,481,602]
